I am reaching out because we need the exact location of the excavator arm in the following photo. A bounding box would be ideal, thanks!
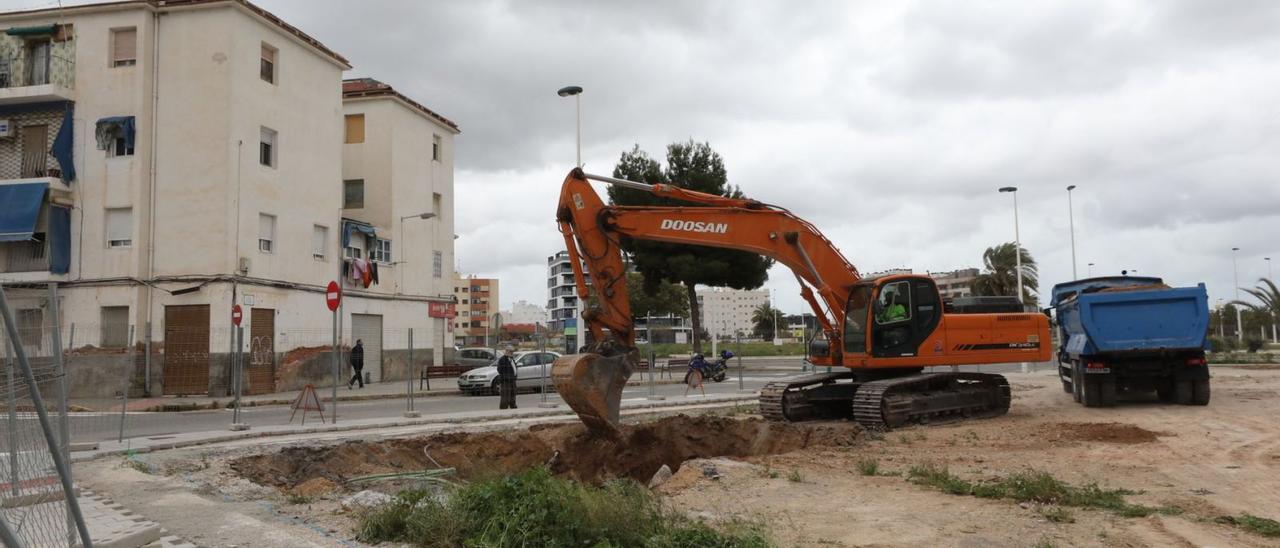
[553,168,862,433]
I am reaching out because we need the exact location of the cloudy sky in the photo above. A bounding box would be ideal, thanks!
[16,0,1280,313]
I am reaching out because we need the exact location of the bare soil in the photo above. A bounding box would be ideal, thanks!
[71,366,1280,547]
[231,414,862,488]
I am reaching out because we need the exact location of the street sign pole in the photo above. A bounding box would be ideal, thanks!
[326,281,341,424]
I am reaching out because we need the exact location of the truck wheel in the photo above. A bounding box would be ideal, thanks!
[1191,379,1210,405]
[1071,363,1081,403]
[1173,380,1193,405]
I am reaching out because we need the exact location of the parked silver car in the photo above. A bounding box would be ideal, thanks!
[456,350,562,395]
[454,347,498,369]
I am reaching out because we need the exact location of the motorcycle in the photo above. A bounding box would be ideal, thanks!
[685,350,732,384]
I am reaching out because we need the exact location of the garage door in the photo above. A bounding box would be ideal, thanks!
[247,308,276,395]
[163,304,210,395]
[351,314,383,383]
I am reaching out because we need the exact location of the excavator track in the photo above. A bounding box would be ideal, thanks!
[852,372,1010,430]
[759,371,856,422]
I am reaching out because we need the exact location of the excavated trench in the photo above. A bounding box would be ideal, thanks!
[231,415,862,490]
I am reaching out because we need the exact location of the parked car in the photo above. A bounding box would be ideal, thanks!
[457,350,562,395]
[454,347,498,369]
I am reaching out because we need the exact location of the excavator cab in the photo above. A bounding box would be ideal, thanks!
[843,276,943,359]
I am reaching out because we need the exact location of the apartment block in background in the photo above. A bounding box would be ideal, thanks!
[454,274,499,347]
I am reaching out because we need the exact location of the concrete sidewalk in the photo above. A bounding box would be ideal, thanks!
[71,391,759,461]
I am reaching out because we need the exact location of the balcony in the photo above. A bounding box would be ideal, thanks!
[0,50,75,106]
[1,239,48,273]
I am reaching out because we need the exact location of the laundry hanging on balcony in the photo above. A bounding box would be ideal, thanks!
[0,182,48,242]
[51,104,75,181]
[94,116,135,151]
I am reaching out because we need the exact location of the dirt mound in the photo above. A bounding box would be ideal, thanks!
[1052,422,1165,444]
[231,415,861,490]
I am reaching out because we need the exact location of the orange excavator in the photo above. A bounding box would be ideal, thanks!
[551,168,1051,436]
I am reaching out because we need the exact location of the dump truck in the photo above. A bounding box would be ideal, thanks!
[1049,276,1211,407]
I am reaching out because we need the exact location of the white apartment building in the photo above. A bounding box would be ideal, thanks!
[697,287,767,339]
[0,0,457,397]
[502,300,547,327]
[547,250,584,334]
[929,268,980,300]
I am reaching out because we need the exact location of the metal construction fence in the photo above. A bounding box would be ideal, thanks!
[1,285,91,547]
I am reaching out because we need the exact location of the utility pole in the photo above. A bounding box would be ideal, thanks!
[999,187,1023,307]
[1067,185,1078,279]
[1232,247,1243,342]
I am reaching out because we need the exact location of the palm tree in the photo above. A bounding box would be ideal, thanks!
[751,303,779,341]
[970,242,1039,305]
[1232,278,1279,337]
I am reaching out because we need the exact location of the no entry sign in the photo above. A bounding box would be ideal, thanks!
[326,281,342,311]
[231,304,243,326]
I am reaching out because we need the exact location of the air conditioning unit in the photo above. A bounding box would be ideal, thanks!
[238,256,251,275]
[0,119,12,138]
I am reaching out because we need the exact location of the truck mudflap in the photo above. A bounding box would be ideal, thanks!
[1172,364,1210,381]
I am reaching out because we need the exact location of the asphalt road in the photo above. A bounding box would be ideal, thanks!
[49,360,1055,444]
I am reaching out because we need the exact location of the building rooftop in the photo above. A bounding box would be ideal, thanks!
[0,0,352,69]
[343,77,460,133]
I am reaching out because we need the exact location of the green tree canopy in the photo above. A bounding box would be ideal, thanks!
[609,141,773,352]
[970,242,1039,305]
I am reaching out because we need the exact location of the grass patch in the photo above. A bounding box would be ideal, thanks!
[356,468,773,547]
[285,493,312,505]
[906,464,1157,518]
[856,458,879,477]
[1217,514,1280,538]
[787,469,805,483]
[1038,506,1075,523]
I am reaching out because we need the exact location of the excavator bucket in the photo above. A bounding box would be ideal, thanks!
[552,352,635,436]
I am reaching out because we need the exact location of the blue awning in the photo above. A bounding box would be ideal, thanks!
[0,183,48,242]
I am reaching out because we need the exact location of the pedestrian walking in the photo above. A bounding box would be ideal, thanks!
[348,339,365,389]
[497,346,517,409]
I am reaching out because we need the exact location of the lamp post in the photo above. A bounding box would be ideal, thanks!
[557,85,583,167]
[1087,262,1095,277]
[998,187,1023,307]
[1232,247,1242,342]
[397,212,437,290]
[557,85,585,351]
[1066,185,1078,280]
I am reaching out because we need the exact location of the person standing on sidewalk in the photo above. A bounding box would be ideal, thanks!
[496,346,517,409]
[348,339,365,389]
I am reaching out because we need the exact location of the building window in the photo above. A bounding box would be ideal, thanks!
[105,207,132,248]
[432,134,441,161]
[100,306,129,347]
[259,127,277,167]
[260,43,276,83]
[370,238,392,264]
[345,246,362,260]
[432,192,442,216]
[433,251,443,278]
[344,114,364,144]
[312,225,327,260]
[108,135,134,157]
[258,213,275,253]
[343,179,364,209]
[111,28,137,67]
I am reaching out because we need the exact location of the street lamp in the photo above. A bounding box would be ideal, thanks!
[557,85,585,351]
[557,85,583,167]
[998,186,1023,307]
[1087,262,1095,277]
[1066,185,1078,279]
[398,212,438,289]
[1232,247,1242,342]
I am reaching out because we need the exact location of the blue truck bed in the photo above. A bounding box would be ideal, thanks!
[1049,276,1211,407]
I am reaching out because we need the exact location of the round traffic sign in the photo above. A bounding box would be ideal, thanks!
[231,304,243,326]
[326,281,341,311]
